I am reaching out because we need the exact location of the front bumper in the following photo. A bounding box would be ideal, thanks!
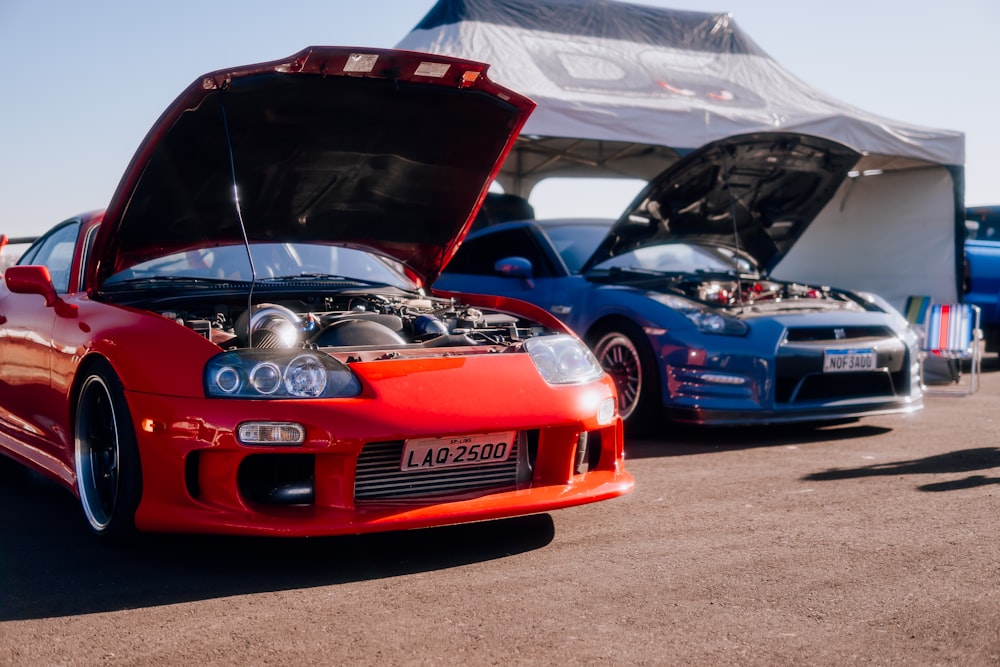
[658,323,923,426]
[123,385,632,537]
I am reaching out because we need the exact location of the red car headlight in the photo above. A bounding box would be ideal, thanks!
[525,334,605,385]
[205,350,361,399]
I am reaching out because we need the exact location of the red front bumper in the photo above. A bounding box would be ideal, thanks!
[123,369,633,536]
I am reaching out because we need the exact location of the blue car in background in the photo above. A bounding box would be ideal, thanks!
[437,133,923,431]
[964,205,1000,354]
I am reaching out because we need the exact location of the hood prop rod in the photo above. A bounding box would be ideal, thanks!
[722,148,745,311]
[220,97,258,347]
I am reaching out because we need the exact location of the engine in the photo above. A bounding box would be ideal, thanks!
[679,277,837,307]
[160,292,538,352]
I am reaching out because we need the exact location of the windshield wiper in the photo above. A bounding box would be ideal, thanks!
[102,275,244,289]
[603,266,670,276]
[588,266,686,285]
[257,273,389,287]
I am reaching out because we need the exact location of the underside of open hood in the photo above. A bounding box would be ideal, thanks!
[90,47,534,288]
[583,133,861,274]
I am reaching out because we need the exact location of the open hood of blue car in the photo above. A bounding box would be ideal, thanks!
[582,132,861,275]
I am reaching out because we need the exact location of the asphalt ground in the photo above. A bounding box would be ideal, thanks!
[0,358,997,665]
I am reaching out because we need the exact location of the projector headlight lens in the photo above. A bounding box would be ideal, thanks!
[284,354,328,397]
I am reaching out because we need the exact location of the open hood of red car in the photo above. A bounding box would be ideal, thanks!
[582,133,860,274]
[91,47,534,287]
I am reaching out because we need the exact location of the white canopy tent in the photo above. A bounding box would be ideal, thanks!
[397,0,966,308]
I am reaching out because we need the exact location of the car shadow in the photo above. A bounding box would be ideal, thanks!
[0,461,555,621]
[802,447,1000,492]
[625,420,893,459]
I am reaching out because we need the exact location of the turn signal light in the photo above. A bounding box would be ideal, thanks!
[237,422,305,446]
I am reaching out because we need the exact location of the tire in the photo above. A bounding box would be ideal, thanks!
[590,322,661,435]
[74,359,142,540]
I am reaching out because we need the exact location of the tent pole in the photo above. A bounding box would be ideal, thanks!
[511,147,525,198]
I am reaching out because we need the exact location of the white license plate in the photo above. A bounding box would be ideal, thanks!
[401,431,516,471]
[823,348,877,372]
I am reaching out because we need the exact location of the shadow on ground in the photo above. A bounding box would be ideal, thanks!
[626,420,893,459]
[0,460,555,621]
[802,446,1000,494]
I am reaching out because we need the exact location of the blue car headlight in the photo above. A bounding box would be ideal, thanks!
[525,334,605,385]
[205,349,361,399]
[653,294,749,336]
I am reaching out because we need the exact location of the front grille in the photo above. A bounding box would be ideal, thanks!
[776,370,898,403]
[354,435,525,501]
[775,333,911,403]
[785,325,894,342]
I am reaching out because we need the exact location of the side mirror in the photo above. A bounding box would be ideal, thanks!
[4,265,78,317]
[494,256,534,288]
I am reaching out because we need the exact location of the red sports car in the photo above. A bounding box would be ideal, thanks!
[0,47,632,540]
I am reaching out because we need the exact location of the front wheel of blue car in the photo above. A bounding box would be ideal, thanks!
[74,359,142,541]
[591,324,660,434]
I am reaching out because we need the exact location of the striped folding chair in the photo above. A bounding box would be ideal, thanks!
[904,295,948,386]
[902,295,932,330]
[920,303,982,395]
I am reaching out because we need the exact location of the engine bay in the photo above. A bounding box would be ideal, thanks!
[156,289,549,357]
[595,266,863,312]
[685,277,839,307]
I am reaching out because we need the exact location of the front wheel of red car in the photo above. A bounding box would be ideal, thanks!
[74,360,142,541]
[590,323,661,435]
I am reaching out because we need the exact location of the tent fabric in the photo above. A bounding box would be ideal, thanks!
[398,0,964,183]
[771,167,958,308]
[412,0,769,55]
[398,0,965,307]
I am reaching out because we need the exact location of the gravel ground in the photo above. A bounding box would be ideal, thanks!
[1,359,997,665]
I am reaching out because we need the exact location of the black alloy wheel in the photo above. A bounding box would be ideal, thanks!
[74,359,142,540]
[590,322,660,434]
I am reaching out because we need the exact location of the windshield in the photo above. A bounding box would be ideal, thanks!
[543,224,609,274]
[103,243,412,287]
[591,242,756,275]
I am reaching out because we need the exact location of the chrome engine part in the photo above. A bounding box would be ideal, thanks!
[234,303,302,348]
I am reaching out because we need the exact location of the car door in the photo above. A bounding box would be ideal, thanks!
[0,220,82,466]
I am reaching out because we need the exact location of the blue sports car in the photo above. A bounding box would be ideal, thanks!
[964,205,1000,354]
[436,133,923,430]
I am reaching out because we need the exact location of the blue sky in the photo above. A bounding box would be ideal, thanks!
[0,0,996,238]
